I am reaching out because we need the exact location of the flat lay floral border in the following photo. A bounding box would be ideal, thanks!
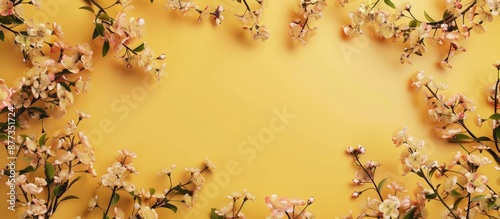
[0,0,499,218]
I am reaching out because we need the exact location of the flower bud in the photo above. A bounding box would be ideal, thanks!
[346,147,355,154]
[357,145,366,154]
[307,197,315,205]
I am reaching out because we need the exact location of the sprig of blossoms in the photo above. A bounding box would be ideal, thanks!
[264,194,315,219]
[290,0,327,45]
[1,112,96,218]
[81,0,166,80]
[89,155,215,218]
[344,126,499,219]
[211,189,255,219]
[410,68,500,164]
[0,23,92,133]
[235,0,270,41]
[342,0,500,67]
[163,0,226,25]
[0,0,42,44]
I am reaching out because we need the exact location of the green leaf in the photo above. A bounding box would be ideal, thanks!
[0,106,9,113]
[95,23,105,37]
[409,20,420,28]
[494,126,500,140]
[39,133,47,146]
[415,170,425,178]
[425,193,437,200]
[449,133,473,143]
[403,207,417,219]
[162,202,178,213]
[149,188,155,195]
[68,176,81,189]
[377,178,388,193]
[28,107,48,117]
[45,162,55,180]
[210,208,224,219]
[472,195,486,202]
[453,197,465,210]
[103,212,110,219]
[0,30,4,41]
[133,43,145,53]
[173,185,191,195]
[111,193,120,206]
[0,16,12,25]
[59,82,71,92]
[79,6,95,14]
[92,27,99,40]
[424,11,435,22]
[384,0,396,9]
[12,16,24,25]
[489,113,500,120]
[428,168,437,180]
[60,195,79,202]
[450,189,462,197]
[98,13,112,22]
[102,40,110,57]
[53,183,68,199]
[19,166,35,175]
[443,10,452,20]
[475,136,492,142]
[0,133,7,141]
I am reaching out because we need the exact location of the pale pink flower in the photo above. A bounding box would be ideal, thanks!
[265,194,293,218]
[410,71,431,88]
[391,127,408,146]
[387,181,407,193]
[114,207,125,219]
[158,164,176,175]
[0,0,13,16]
[88,195,98,210]
[379,195,400,219]
[22,183,43,194]
[213,5,224,25]
[467,154,492,167]
[25,198,48,217]
[0,79,12,110]
[405,151,428,172]
[465,172,488,193]
[138,206,158,219]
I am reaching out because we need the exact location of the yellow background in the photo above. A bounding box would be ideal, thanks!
[1,0,500,218]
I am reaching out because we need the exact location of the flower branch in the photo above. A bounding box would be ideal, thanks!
[342,0,500,67]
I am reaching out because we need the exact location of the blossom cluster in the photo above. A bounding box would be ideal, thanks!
[265,194,315,219]
[344,125,499,219]
[164,0,225,25]
[235,0,270,41]
[82,0,166,80]
[89,153,215,219]
[1,113,95,218]
[342,0,500,67]
[163,0,270,41]
[410,71,475,139]
[0,22,92,132]
[411,67,500,164]
[290,0,327,45]
[212,189,255,219]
